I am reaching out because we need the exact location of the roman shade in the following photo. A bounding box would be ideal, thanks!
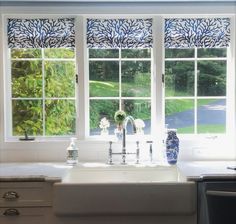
[87,18,153,49]
[8,18,75,48]
[164,18,230,48]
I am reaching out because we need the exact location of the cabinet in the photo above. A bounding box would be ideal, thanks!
[0,181,53,224]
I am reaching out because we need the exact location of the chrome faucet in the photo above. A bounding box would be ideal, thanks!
[122,116,137,164]
[108,115,139,165]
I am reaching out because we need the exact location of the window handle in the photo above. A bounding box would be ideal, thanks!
[162,74,165,83]
[76,74,78,84]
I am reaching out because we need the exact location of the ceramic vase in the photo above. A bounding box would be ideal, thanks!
[166,129,179,165]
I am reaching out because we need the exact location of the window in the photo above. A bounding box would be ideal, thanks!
[5,16,232,141]
[164,18,230,135]
[7,18,76,138]
[10,48,76,137]
[87,18,153,136]
[89,48,152,135]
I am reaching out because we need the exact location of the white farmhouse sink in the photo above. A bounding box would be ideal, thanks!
[62,163,183,183]
[53,163,196,216]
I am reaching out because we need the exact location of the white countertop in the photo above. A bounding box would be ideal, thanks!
[0,162,72,182]
[1,161,236,183]
[178,161,236,181]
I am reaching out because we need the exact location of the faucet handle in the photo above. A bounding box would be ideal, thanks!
[136,141,140,164]
[147,140,153,163]
[108,141,113,165]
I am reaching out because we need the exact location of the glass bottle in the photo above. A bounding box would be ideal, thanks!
[66,137,78,165]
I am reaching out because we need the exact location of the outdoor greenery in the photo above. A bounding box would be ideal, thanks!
[11,47,226,136]
[11,48,76,136]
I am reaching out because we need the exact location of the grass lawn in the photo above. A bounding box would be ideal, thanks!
[90,80,150,97]
[178,124,225,134]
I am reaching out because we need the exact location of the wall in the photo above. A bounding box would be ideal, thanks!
[0,1,236,163]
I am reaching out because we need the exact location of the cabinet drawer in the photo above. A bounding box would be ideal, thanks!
[0,207,52,224]
[0,182,52,207]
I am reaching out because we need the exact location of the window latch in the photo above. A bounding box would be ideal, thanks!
[76,74,78,84]
[162,74,165,83]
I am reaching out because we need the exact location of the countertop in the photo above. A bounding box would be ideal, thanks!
[178,161,236,181]
[0,162,73,182]
[0,161,236,182]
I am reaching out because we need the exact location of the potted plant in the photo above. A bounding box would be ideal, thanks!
[114,110,126,140]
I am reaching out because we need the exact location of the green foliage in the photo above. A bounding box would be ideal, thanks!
[198,60,226,96]
[114,110,126,125]
[90,100,119,129]
[12,100,43,136]
[45,61,75,97]
[45,100,76,135]
[165,61,194,97]
[11,48,76,137]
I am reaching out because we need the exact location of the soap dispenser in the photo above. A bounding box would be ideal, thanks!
[66,137,78,165]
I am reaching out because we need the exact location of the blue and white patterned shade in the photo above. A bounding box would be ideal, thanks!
[87,18,153,49]
[8,18,75,48]
[165,18,230,48]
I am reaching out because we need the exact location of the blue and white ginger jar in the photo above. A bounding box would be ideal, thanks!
[166,129,179,165]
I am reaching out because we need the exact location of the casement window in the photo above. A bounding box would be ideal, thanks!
[6,18,76,138]
[87,18,153,136]
[164,18,230,134]
[4,16,233,141]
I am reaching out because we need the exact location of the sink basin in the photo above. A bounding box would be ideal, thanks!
[53,163,196,216]
[62,163,183,183]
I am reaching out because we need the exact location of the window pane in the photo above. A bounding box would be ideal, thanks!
[165,49,194,58]
[122,61,151,97]
[89,61,119,97]
[165,61,194,97]
[11,49,41,58]
[198,60,226,96]
[12,100,43,136]
[165,99,194,134]
[12,60,42,98]
[198,48,227,58]
[90,100,119,135]
[121,49,151,58]
[45,61,75,97]
[44,48,75,58]
[89,49,119,58]
[197,99,226,134]
[45,99,76,136]
[123,100,151,134]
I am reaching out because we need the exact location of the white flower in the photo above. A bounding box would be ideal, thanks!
[99,117,110,129]
[134,119,145,129]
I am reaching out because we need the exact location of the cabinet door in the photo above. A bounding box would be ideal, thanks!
[0,207,52,224]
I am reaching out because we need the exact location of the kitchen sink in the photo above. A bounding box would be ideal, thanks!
[53,163,196,216]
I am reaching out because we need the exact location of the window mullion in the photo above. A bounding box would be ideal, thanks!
[119,48,122,110]
[42,48,46,136]
[194,47,198,134]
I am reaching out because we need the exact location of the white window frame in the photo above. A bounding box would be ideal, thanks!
[3,14,235,146]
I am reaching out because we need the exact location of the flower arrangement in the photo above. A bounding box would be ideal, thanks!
[99,117,110,135]
[134,118,145,134]
[114,110,126,130]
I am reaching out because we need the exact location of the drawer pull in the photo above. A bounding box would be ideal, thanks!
[3,208,20,216]
[3,191,19,200]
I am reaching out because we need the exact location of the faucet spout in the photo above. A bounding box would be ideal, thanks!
[122,116,136,164]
